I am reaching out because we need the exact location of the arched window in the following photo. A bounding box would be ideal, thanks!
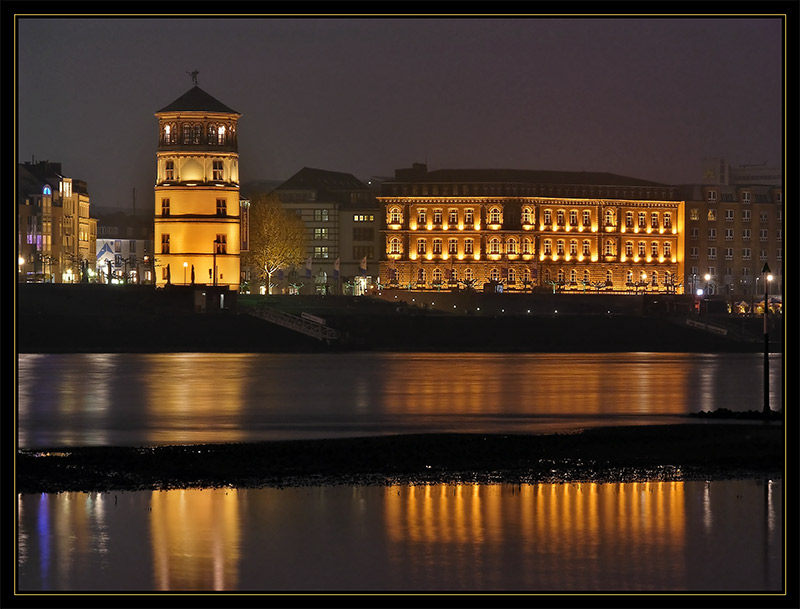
[522,238,532,254]
[490,268,501,282]
[583,270,590,283]
[507,238,517,254]
[604,240,615,256]
[522,268,531,283]
[417,268,426,283]
[389,237,402,254]
[569,240,578,255]
[651,242,659,257]
[543,239,552,255]
[389,207,402,224]
[627,270,633,284]
[432,268,443,282]
[557,269,565,282]
[638,241,646,256]
[450,268,458,282]
[606,269,613,284]
[664,242,672,257]
[489,207,502,224]
[390,268,399,281]
[604,209,616,226]
[570,269,577,283]
[508,268,516,283]
[489,238,501,254]
[625,241,633,256]
[651,271,658,286]
[557,240,565,255]
[464,267,474,282]
[557,210,565,226]
[207,124,218,145]
[522,207,532,224]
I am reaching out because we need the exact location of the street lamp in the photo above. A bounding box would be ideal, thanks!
[183,261,188,285]
[762,263,772,416]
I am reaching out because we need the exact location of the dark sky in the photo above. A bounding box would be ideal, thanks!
[16,15,784,209]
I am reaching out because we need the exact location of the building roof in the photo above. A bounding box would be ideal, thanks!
[276,167,371,193]
[156,85,239,115]
[389,163,667,188]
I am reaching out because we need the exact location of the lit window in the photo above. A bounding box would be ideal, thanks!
[625,241,633,256]
[689,209,699,221]
[604,210,615,227]
[434,209,443,224]
[522,207,532,224]
[638,242,646,256]
[465,209,474,225]
[651,213,659,228]
[508,239,518,254]
[165,161,174,180]
[161,234,170,254]
[213,161,223,181]
[465,239,474,254]
[389,238,401,254]
[543,240,552,255]
[389,207,402,224]
[449,209,458,225]
[217,125,226,145]
[489,238,501,254]
[570,210,578,226]
[708,209,717,221]
[216,198,227,216]
[433,239,443,254]
[663,212,672,228]
[417,239,426,255]
[490,208,502,224]
[625,212,634,228]
[638,212,647,228]
[664,242,671,257]
[582,241,590,256]
[161,198,170,216]
[215,235,227,254]
[417,209,426,225]
[556,210,565,226]
[448,239,458,254]
[651,242,659,257]
[604,240,614,256]
[582,211,591,227]
[543,210,552,225]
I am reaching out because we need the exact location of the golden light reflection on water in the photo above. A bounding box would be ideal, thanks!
[141,353,250,445]
[17,479,782,592]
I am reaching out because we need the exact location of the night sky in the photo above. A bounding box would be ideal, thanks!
[16,15,784,209]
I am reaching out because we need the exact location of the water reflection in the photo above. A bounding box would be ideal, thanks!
[17,479,783,592]
[17,352,784,448]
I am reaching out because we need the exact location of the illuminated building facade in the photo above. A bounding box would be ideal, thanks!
[678,183,783,300]
[17,160,97,283]
[154,84,244,290]
[380,164,684,293]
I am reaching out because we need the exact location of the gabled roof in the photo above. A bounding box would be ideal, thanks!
[156,86,239,115]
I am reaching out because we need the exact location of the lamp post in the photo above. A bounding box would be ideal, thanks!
[183,261,188,285]
[762,263,772,416]
[704,273,711,319]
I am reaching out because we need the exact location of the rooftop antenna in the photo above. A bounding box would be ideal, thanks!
[187,69,199,86]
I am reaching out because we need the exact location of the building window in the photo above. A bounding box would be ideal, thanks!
[570,210,578,226]
[663,242,671,258]
[522,238,532,254]
[165,161,174,180]
[625,241,633,256]
[353,246,374,260]
[114,239,122,253]
[725,228,733,241]
[465,209,474,225]
[434,209,443,225]
[760,212,769,223]
[313,246,329,259]
[389,207,402,224]
[389,238,401,255]
[433,239,443,254]
[314,228,329,241]
[743,210,751,222]
[707,209,717,221]
[742,192,751,203]
[449,209,458,225]
[760,250,768,261]
[606,270,613,284]
[213,161,223,181]
[521,207,532,224]
[216,198,227,216]
[490,268,501,282]
[708,228,716,240]
[638,212,647,228]
[448,238,458,254]
[417,209,427,225]
[689,208,699,221]
[214,235,227,254]
[707,247,716,260]
[690,247,698,259]
[163,123,176,145]
[543,240,552,256]
[161,198,170,216]
[725,248,734,260]
[690,228,698,240]
[543,210,552,225]
[582,211,591,227]
[161,234,170,254]
[651,212,659,229]
[314,209,329,222]
[417,268,426,283]
[638,241,646,257]
[556,210,565,226]
[465,239,474,254]
[725,209,734,221]
[129,240,136,253]
[604,209,615,226]
[508,268,516,283]
[742,248,751,260]
[625,212,634,228]
[582,240,591,256]
[663,213,672,229]
[604,240,614,256]
[354,214,374,222]
[759,229,768,241]
[508,239,518,254]
[353,227,373,241]
[569,240,577,255]
[417,239,426,255]
[464,268,474,282]
[432,268,443,282]
[708,190,717,202]
[489,238,502,254]
[207,124,218,145]
[651,242,659,257]
[743,229,751,241]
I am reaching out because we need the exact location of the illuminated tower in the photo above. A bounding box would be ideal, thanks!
[154,76,241,290]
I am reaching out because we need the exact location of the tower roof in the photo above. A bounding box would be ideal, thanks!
[156,85,239,115]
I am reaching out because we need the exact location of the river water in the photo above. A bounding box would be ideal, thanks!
[15,352,786,593]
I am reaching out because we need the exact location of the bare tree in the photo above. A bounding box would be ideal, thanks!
[243,191,306,294]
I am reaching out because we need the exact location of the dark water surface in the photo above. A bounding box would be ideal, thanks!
[17,479,782,592]
[17,352,784,449]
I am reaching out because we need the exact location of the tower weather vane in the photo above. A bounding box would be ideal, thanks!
[187,69,199,86]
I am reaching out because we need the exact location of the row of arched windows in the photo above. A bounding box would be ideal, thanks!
[161,122,236,146]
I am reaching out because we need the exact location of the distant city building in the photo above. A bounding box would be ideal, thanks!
[268,167,380,295]
[379,163,684,294]
[94,208,155,284]
[17,160,97,283]
[153,83,245,290]
[702,157,782,187]
[677,182,782,301]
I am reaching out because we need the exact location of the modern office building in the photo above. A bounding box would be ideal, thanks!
[270,167,380,294]
[678,183,783,302]
[379,163,684,294]
[153,82,245,291]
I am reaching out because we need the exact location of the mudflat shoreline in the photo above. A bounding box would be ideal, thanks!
[17,423,784,494]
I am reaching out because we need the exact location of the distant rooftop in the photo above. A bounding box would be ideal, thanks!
[156,85,239,115]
